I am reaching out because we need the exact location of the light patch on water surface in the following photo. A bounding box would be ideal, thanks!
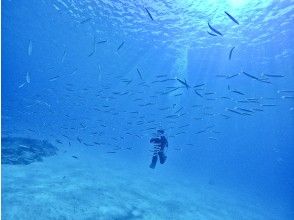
[49,0,287,51]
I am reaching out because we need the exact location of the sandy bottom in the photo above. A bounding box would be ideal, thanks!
[2,144,292,220]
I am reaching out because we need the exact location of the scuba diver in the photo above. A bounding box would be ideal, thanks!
[149,130,168,169]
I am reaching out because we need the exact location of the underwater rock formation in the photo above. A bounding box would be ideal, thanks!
[2,137,58,165]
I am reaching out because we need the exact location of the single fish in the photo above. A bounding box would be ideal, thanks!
[258,79,272,84]
[208,22,223,36]
[62,134,70,139]
[236,107,254,113]
[263,97,277,100]
[28,40,33,56]
[117,41,125,51]
[26,72,30,83]
[152,78,176,84]
[49,76,60,82]
[205,92,215,95]
[247,98,259,101]
[136,68,143,80]
[56,139,62,144]
[165,114,179,119]
[281,96,294,99]
[263,74,285,78]
[242,71,261,81]
[36,100,50,108]
[278,90,294,93]
[242,112,253,116]
[207,31,217,36]
[220,114,230,119]
[195,130,206,134]
[224,11,239,25]
[158,107,170,111]
[238,100,249,103]
[229,46,235,60]
[80,18,92,24]
[227,108,243,115]
[194,90,203,97]
[262,104,276,107]
[220,96,231,99]
[97,40,107,44]
[83,143,94,146]
[19,144,30,149]
[216,74,227,78]
[232,90,245,95]
[176,78,190,89]
[69,68,78,75]
[175,131,186,136]
[226,73,239,79]
[156,74,168,78]
[194,83,205,88]
[253,108,264,112]
[89,48,96,58]
[61,50,67,63]
[88,36,96,57]
[179,124,190,129]
[18,82,26,88]
[145,7,154,21]
[174,107,183,114]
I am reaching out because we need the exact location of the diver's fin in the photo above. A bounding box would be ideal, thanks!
[158,152,167,164]
[149,155,158,169]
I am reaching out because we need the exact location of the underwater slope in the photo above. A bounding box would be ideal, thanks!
[2,137,58,165]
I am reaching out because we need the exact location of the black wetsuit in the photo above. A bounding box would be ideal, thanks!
[149,135,168,169]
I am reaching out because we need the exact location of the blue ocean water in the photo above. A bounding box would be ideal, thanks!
[2,0,294,219]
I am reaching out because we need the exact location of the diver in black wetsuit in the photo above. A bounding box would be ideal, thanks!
[149,130,168,169]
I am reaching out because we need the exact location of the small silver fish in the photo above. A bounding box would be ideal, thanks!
[28,40,32,56]
[61,50,67,63]
[26,72,30,84]
[18,82,26,88]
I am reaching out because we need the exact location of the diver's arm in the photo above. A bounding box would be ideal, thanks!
[162,136,168,153]
[150,137,161,144]
[161,136,168,147]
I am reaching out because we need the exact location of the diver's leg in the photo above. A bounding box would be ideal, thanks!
[149,155,158,169]
[158,151,167,164]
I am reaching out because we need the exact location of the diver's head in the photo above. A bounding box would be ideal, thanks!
[157,129,164,135]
